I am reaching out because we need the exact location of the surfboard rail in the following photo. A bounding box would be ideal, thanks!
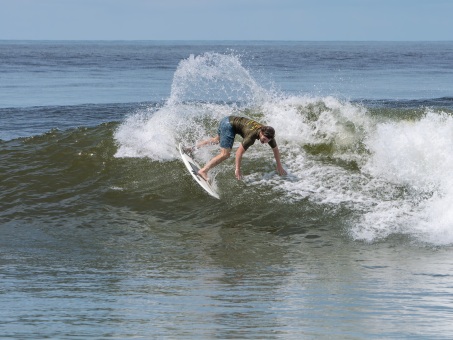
[178,143,220,199]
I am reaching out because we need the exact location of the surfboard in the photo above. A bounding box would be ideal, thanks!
[178,143,220,199]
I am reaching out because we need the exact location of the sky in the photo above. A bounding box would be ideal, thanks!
[1,0,452,41]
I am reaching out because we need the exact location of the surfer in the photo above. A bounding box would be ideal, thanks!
[196,116,287,180]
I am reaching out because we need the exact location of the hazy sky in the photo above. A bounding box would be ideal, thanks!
[1,0,452,40]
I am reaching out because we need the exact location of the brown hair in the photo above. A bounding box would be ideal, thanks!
[261,126,275,139]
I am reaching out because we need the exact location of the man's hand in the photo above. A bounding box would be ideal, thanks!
[235,168,242,180]
[277,165,287,176]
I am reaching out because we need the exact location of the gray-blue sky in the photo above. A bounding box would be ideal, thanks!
[1,0,452,40]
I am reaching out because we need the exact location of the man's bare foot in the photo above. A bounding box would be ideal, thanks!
[198,169,209,181]
[184,146,195,155]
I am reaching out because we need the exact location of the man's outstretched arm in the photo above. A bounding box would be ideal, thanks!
[235,144,246,180]
[272,146,287,176]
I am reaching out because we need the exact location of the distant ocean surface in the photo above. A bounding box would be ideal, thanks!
[1,41,453,339]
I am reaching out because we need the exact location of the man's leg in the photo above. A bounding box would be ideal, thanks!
[198,148,231,181]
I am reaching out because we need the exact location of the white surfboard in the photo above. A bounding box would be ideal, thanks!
[178,143,220,199]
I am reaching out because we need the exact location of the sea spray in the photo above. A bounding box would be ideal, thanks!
[114,52,266,160]
[167,52,268,106]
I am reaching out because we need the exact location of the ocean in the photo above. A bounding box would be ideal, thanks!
[1,41,453,339]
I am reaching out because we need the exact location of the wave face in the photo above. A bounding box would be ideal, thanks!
[111,52,453,245]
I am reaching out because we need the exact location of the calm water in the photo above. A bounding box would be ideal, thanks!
[1,41,453,339]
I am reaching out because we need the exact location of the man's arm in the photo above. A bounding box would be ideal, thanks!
[272,146,287,176]
[235,144,246,180]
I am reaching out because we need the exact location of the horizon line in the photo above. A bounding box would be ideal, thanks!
[1,39,452,42]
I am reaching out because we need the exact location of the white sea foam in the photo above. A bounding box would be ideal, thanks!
[114,52,453,245]
[356,111,453,244]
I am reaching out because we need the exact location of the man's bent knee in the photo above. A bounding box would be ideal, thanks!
[220,149,231,160]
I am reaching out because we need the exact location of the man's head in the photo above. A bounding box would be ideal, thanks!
[259,126,275,143]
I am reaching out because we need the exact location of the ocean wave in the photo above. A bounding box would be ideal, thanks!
[3,51,453,246]
[0,102,152,141]
[113,52,453,245]
[357,97,453,109]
